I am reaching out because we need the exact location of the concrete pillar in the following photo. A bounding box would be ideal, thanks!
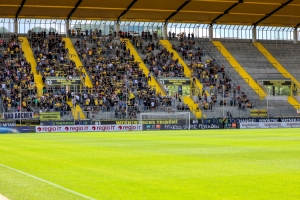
[209,25,213,41]
[293,28,298,44]
[66,20,70,37]
[14,19,18,34]
[252,27,257,43]
[116,23,120,38]
[163,25,168,40]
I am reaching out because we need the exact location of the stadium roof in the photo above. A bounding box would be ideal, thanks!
[1,0,300,28]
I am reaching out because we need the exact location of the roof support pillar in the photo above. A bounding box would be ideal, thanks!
[14,19,18,34]
[115,22,120,39]
[66,20,70,37]
[209,25,213,42]
[252,27,257,43]
[163,24,168,40]
[14,19,19,34]
[293,28,298,44]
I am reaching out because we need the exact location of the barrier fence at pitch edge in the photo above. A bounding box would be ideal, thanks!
[239,122,300,129]
[2,117,300,133]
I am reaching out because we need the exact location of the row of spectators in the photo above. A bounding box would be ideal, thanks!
[168,32,195,41]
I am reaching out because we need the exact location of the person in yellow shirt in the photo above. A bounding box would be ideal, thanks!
[94,99,98,106]
[22,100,27,108]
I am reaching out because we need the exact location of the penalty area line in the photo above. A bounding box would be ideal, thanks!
[0,164,96,200]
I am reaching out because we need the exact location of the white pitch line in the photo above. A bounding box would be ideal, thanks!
[0,194,9,200]
[0,164,96,200]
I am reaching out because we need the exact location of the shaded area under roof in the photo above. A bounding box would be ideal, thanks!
[0,0,300,27]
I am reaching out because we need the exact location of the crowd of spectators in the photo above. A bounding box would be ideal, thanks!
[0,34,36,113]
[16,30,80,116]
[28,30,79,79]
[142,47,185,78]
[171,39,254,112]
[72,30,191,118]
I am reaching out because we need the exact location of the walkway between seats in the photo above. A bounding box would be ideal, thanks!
[63,38,92,119]
[19,37,43,95]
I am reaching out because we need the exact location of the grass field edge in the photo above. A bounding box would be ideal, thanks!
[0,164,96,200]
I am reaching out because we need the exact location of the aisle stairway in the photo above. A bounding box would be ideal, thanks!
[19,37,43,95]
[123,39,166,96]
[212,41,267,100]
[63,38,96,119]
[253,42,300,109]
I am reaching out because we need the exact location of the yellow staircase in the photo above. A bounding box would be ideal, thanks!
[122,39,166,96]
[67,101,86,120]
[63,38,93,88]
[159,40,205,118]
[63,38,95,119]
[19,37,43,95]
[253,42,300,109]
[212,41,267,100]
[183,97,201,118]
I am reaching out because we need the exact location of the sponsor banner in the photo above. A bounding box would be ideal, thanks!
[144,124,162,130]
[40,120,91,126]
[91,117,300,126]
[3,112,34,119]
[45,78,81,86]
[240,122,300,129]
[0,126,36,133]
[225,118,300,123]
[259,80,292,86]
[40,112,61,120]
[0,122,16,126]
[16,119,40,125]
[159,79,191,85]
[193,123,222,130]
[35,124,143,132]
[143,123,222,130]
[95,119,182,125]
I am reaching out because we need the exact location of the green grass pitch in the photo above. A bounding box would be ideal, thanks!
[0,129,300,200]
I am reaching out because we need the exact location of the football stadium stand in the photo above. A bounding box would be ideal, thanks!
[1,0,300,120]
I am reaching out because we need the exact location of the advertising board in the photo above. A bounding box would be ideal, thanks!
[0,126,36,133]
[35,124,143,132]
[0,122,17,126]
[239,122,300,129]
[143,122,222,130]
[40,112,61,120]
[40,120,91,126]
[3,112,34,119]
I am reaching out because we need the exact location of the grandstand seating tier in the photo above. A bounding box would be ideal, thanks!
[253,42,300,110]
[212,41,267,100]
[160,40,209,97]
[123,39,166,96]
